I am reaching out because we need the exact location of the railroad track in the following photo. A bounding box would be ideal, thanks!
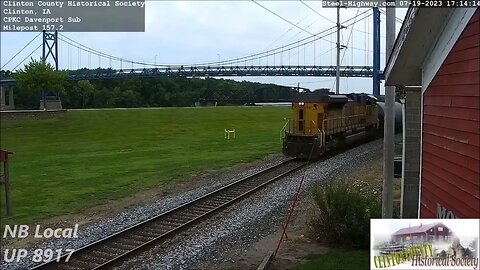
[32,159,306,270]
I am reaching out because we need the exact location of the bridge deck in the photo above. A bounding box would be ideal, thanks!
[1,65,383,87]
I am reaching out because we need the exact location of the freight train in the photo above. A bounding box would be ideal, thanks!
[281,89,401,159]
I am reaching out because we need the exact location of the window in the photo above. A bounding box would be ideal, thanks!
[438,227,443,231]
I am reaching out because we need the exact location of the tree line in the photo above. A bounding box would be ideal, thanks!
[2,61,296,110]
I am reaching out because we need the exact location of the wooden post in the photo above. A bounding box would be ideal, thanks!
[1,150,14,216]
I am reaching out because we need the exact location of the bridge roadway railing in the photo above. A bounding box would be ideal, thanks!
[69,65,379,79]
[1,65,383,86]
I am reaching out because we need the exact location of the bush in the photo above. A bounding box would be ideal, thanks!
[311,179,381,249]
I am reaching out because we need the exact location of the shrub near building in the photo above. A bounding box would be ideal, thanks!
[311,179,381,249]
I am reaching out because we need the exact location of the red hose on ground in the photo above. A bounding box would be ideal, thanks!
[273,143,316,258]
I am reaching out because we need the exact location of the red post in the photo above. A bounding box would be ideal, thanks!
[273,145,316,258]
[274,173,306,257]
[1,149,14,216]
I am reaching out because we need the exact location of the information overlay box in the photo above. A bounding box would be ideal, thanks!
[322,0,412,8]
[370,219,479,270]
[322,0,480,8]
[1,1,145,32]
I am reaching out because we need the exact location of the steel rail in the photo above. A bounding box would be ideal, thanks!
[31,159,306,270]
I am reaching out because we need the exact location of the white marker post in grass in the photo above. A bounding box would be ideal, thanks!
[224,129,236,140]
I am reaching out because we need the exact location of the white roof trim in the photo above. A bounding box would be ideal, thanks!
[385,8,474,86]
[421,8,477,93]
[384,7,418,83]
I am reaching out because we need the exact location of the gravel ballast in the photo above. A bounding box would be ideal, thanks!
[120,139,383,270]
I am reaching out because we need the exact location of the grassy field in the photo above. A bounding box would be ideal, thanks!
[0,106,289,224]
[296,250,369,270]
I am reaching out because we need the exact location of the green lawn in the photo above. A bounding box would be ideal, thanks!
[0,106,289,225]
[296,250,369,270]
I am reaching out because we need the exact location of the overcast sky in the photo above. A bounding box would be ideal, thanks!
[1,1,407,94]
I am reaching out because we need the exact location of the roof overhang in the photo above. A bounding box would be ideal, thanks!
[385,8,454,86]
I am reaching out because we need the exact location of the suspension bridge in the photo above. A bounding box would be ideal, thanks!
[1,7,402,95]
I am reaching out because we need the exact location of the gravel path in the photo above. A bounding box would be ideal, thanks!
[3,139,382,270]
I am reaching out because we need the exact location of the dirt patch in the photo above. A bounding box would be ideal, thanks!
[268,199,333,270]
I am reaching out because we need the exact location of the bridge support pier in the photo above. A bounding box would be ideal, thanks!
[8,88,14,110]
[0,87,4,110]
[0,87,15,111]
[40,91,62,110]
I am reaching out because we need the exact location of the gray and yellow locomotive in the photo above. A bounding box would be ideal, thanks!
[281,89,380,159]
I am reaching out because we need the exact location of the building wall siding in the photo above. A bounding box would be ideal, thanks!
[421,9,480,218]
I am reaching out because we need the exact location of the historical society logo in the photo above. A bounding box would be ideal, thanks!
[370,219,479,270]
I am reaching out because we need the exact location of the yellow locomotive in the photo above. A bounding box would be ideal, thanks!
[281,89,379,159]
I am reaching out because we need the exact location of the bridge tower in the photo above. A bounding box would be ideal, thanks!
[42,30,59,71]
[372,7,381,96]
[40,30,62,110]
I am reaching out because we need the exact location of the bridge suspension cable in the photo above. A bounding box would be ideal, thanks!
[261,13,311,51]
[274,15,323,51]
[1,32,41,70]
[56,21,321,69]
[301,2,387,38]
[12,44,42,71]
[56,8,371,70]
[193,9,371,67]
[3,8,373,72]
[299,0,336,24]
[251,0,315,36]
[58,34,148,67]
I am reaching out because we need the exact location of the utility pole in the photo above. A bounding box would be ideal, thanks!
[335,2,341,94]
[382,5,396,218]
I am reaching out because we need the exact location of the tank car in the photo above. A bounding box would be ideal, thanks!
[376,101,403,133]
[281,90,380,159]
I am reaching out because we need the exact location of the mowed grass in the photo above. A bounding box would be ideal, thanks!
[0,107,289,225]
[296,250,369,270]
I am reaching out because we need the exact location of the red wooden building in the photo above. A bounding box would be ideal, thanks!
[385,8,479,218]
[392,223,452,243]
